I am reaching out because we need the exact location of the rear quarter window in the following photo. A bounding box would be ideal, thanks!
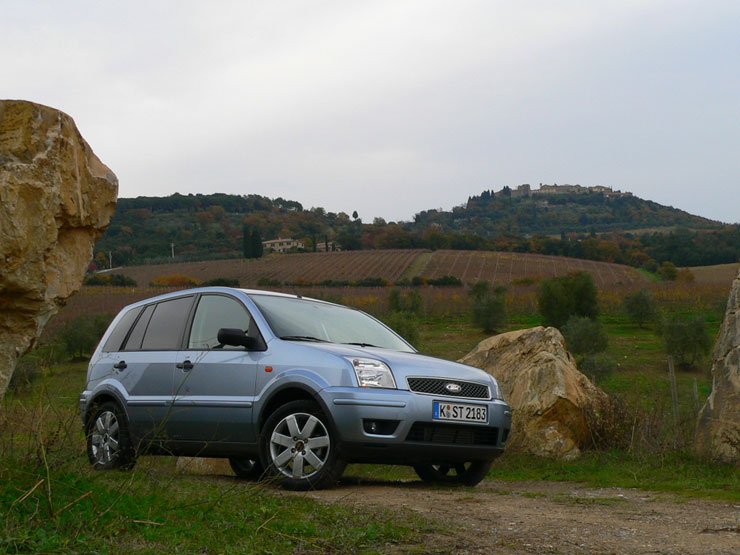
[102,307,143,352]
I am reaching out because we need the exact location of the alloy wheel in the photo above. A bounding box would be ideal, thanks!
[269,412,331,479]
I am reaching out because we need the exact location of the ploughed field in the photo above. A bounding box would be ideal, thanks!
[111,249,645,288]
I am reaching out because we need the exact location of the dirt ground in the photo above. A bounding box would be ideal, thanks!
[299,477,739,554]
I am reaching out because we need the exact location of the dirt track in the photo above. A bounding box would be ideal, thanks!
[301,478,739,554]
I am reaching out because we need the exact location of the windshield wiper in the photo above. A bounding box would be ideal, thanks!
[280,335,328,343]
[344,342,380,348]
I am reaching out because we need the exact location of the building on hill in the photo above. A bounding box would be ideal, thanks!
[315,241,339,252]
[262,238,304,253]
[530,183,632,197]
[511,184,531,197]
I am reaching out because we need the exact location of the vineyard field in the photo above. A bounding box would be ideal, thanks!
[112,249,645,288]
[419,250,643,287]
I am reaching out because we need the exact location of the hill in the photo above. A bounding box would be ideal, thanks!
[92,190,739,271]
[414,185,722,237]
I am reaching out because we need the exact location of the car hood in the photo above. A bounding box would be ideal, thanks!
[298,342,494,388]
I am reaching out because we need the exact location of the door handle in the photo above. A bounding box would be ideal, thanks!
[113,361,127,370]
[177,360,194,371]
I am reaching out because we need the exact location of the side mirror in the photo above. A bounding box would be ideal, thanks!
[217,328,257,350]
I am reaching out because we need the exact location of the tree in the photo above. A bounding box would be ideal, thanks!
[469,282,507,334]
[623,290,657,328]
[250,228,264,258]
[661,316,712,369]
[243,225,263,259]
[659,261,678,281]
[242,224,253,258]
[561,316,608,356]
[538,272,599,328]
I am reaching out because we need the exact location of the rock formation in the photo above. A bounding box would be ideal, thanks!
[459,326,608,460]
[0,100,118,397]
[695,267,740,464]
[175,456,234,476]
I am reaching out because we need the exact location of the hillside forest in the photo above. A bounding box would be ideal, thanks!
[92,190,740,271]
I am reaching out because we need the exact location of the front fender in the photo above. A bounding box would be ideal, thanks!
[253,368,333,425]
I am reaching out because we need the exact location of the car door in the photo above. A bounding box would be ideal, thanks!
[117,296,195,446]
[168,293,263,445]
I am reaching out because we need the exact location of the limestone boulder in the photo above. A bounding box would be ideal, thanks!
[0,100,118,397]
[695,268,740,464]
[175,457,234,476]
[459,326,608,460]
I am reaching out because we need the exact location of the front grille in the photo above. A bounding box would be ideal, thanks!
[406,422,499,446]
[407,377,490,399]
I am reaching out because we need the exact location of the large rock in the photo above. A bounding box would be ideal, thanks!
[0,100,117,397]
[695,268,740,464]
[459,326,608,460]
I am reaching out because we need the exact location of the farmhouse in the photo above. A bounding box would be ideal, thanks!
[262,238,304,253]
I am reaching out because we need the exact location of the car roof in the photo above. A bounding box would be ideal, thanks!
[118,287,331,313]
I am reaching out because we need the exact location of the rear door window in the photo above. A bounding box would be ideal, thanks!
[141,296,195,350]
[102,307,142,352]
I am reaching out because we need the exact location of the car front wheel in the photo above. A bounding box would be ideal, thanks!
[413,461,491,486]
[261,400,345,490]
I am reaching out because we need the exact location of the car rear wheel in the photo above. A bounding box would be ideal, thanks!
[413,461,491,486]
[261,400,345,490]
[86,401,136,470]
[229,457,264,480]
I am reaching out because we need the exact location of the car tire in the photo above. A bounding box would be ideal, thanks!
[229,457,264,480]
[86,401,136,471]
[413,461,491,486]
[260,400,345,490]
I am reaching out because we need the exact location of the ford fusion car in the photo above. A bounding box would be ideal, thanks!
[80,288,512,490]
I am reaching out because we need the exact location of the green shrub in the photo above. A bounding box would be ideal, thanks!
[7,356,41,393]
[388,289,423,315]
[353,277,389,287]
[538,272,599,328]
[427,275,462,286]
[469,282,507,334]
[578,353,617,383]
[562,316,609,356]
[623,289,658,328]
[383,312,420,346]
[661,315,712,369]
[659,261,678,281]
[201,277,240,287]
[257,277,282,287]
[55,314,112,361]
[84,273,137,287]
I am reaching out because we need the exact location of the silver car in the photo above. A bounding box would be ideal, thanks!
[80,288,511,490]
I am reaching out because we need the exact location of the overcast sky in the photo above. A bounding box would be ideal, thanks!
[3,1,739,223]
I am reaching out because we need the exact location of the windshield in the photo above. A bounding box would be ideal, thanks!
[249,294,414,352]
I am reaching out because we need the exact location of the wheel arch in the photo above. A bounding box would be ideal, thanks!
[257,384,333,432]
[84,387,127,426]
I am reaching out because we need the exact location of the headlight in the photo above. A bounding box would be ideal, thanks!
[490,376,503,400]
[346,357,397,389]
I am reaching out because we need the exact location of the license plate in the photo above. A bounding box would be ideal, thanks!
[433,401,488,423]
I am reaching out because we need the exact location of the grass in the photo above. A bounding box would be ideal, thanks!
[0,363,425,554]
[4,281,737,551]
[491,451,740,502]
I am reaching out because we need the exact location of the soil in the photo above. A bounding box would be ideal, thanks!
[298,477,739,554]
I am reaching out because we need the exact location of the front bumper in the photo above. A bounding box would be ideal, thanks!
[318,387,512,464]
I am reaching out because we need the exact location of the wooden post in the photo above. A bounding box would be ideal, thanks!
[668,356,679,447]
[692,378,701,414]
